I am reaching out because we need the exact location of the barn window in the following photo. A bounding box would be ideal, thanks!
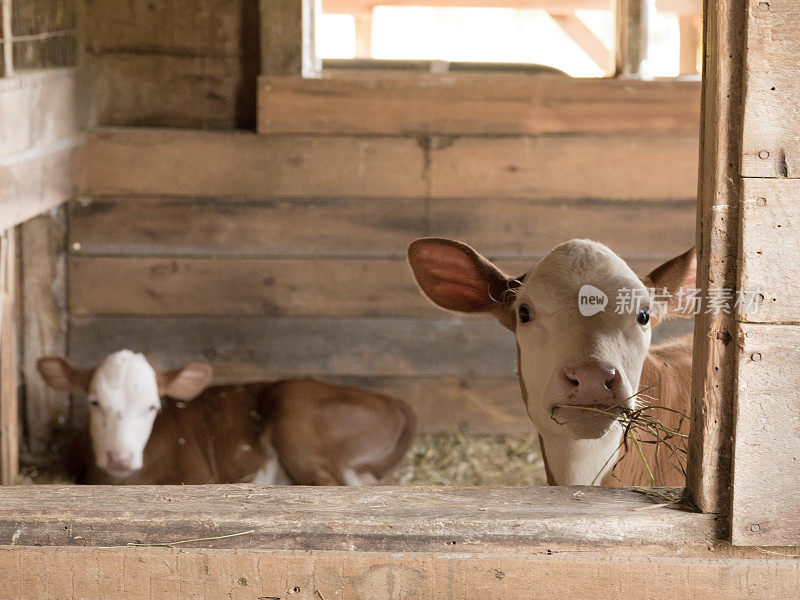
[317,0,701,77]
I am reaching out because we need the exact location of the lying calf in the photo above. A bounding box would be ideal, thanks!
[38,350,415,485]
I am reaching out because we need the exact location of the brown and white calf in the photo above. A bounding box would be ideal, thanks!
[38,351,415,485]
[408,238,695,487]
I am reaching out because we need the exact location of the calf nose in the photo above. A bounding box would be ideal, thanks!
[106,451,134,470]
[562,361,621,405]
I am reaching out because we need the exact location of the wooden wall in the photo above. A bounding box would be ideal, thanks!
[0,68,80,472]
[82,0,261,129]
[70,126,697,434]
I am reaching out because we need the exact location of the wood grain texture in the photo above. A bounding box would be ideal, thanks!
[77,128,699,200]
[0,484,712,550]
[732,324,800,545]
[67,256,668,317]
[0,230,18,485]
[83,0,260,128]
[0,69,80,231]
[429,134,699,200]
[19,211,69,455]
[685,0,746,517]
[2,546,799,600]
[738,178,800,323]
[78,129,428,198]
[68,197,697,258]
[88,53,258,129]
[740,0,800,178]
[68,315,518,378]
[257,75,700,135]
[260,0,318,77]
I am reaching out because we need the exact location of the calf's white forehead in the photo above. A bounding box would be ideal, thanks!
[519,239,644,310]
[91,350,159,410]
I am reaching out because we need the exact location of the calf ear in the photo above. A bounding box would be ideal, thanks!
[407,238,521,331]
[157,362,213,400]
[37,356,93,391]
[641,246,697,320]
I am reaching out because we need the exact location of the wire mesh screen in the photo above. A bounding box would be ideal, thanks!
[0,0,76,76]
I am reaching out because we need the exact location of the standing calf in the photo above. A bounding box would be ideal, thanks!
[38,351,415,485]
[408,238,695,486]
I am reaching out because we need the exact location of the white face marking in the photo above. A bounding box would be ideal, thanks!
[87,350,161,477]
[514,240,651,442]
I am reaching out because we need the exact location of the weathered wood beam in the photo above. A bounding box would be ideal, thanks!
[19,210,68,457]
[685,0,746,517]
[615,0,650,78]
[260,0,320,77]
[0,229,18,485]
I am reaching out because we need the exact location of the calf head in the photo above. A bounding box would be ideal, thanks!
[38,350,212,477]
[408,238,695,442]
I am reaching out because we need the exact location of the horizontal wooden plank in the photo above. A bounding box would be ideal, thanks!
[0,145,78,231]
[0,68,79,158]
[732,323,800,546]
[740,0,800,178]
[258,75,701,136]
[67,315,690,379]
[67,256,670,316]
[68,197,697,259]
[431,133,699,200]
[88,53,258,129]
[0,485,712,551]
[84,0,253,56]
[738,178,800,323]
[3,546,799,600]
[78,129,428,198]
[68,315,517,377]
[78,129,699,200]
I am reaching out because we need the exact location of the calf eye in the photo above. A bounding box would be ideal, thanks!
[149,405,158,412]
[89,398,99,408]
[637,308,650,326]
[518,304,533,323]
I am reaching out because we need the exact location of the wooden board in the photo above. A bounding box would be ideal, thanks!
[68,197,697,259]
[0,485,713,550]
[88,53,258,129]
[260,0,318,77]
[685,0,745,516]
[83,0,250,56]
[68,256,674,317]
[0,229,18,485]
[0,69,79,158]
[429,134,698,200]
[78,129,699,201]
[0,69,80,231]
[69,315,518,378]
[257,75,700,135]
[78,129,428,198]
[732,324,800,545]
[67,315,690,379]
[738,178,800,323]
[19,211,69,455]
[2,546,799,600]
[740,0,800,178]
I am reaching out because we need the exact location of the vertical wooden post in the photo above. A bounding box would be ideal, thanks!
[20,210,68,458]
[615,0,650,78]
[1,0,13,77]
[0,229,19,485]
[685,0,746,518]
[260,0,320,77]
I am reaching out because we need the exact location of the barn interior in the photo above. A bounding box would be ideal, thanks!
[0,0,699,486]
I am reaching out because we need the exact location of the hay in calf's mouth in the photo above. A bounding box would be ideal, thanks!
[551,391,689,486]
[394,432,548,486]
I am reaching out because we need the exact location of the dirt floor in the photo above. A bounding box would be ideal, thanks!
[17,433,548,486]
